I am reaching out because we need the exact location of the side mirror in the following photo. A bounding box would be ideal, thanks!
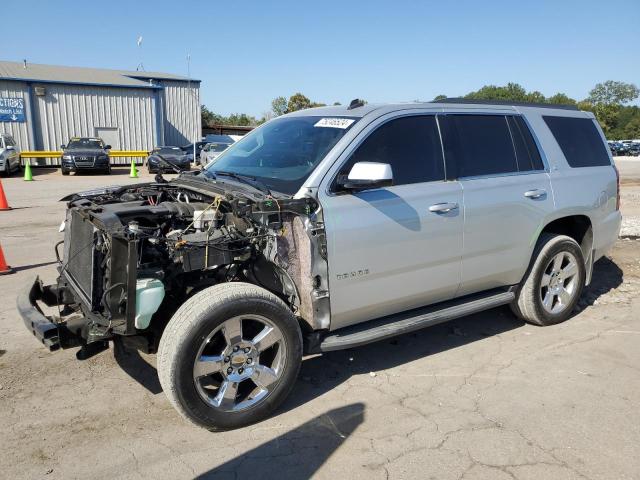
[5,145,14,151]
[338,162,393,191]
[104,145,112,150]
[60,144,66,150]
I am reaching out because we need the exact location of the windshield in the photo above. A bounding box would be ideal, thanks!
[182,143,204,151]
[155,147,183,155]
[209,143,230,152]
[67,138,103,149]
[203,116,357,194]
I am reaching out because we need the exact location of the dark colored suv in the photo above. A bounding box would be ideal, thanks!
[60,137,112,175]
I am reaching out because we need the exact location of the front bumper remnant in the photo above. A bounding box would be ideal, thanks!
[17,276,65,351]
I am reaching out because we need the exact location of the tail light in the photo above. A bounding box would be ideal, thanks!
[614,164,620,211]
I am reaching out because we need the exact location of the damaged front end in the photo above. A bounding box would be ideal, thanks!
[17,176,330,356]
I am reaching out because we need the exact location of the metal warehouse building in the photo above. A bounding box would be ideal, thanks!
[0,60,200,164]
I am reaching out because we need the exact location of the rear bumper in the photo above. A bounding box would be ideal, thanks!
[595,210,622,261]
[17,277,62,351]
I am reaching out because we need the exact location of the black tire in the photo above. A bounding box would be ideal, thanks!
[158,282,302,430]
[511,233,586,326]
[61,168,70,176]
[105,166,111,175]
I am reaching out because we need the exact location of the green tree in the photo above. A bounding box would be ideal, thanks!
[586,81,639,138]
[622,115,640,139]
[201,105,222,126]
[271,96,288,117]
[433,94,447,101]
[465,82,529,101]
[285,93,326,112]
[525,91,547,103]
[287,93,313,112]
[588,81,639,106]
[547,93,577,105]
[226,113,258,126]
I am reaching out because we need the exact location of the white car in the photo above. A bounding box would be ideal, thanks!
[199,142,232,167]
[0,133,21,176]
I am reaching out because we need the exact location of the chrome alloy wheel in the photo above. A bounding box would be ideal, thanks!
[193,314,286,412]
[540,251,580,314]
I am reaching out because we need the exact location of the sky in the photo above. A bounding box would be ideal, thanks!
[4,0,639,117]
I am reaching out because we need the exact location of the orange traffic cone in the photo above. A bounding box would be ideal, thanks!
[0,177,10,211]
[0,242,12,275]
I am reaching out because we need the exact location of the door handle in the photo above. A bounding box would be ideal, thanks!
[429,202,459,213]
[524,189,547,199]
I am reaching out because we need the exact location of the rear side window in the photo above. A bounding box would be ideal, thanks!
[543,116,611,167]
[443,115,518,177]
[336,115,445,188]
[508,116,544,171]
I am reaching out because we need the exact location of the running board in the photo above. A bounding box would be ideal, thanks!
[319,290,515,352]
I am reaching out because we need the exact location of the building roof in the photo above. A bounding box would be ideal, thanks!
[0,60,200,89]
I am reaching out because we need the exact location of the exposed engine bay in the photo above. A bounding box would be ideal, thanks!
[53,175,330,353]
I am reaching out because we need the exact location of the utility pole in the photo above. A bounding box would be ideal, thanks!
[136,36,144,71]
[187,54,197,165]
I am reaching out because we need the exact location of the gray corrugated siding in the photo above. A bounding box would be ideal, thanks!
[32,83,157,165]
[0,77,200,167]
[0,80,31,150]
[161,80,201,147]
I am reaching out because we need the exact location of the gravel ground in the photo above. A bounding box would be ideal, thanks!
[0,166,638,480]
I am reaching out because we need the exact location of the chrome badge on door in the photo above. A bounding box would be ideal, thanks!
[336,269,370,281]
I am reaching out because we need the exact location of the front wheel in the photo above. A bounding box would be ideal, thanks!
[511,234,586,326]
[158,282,302,430]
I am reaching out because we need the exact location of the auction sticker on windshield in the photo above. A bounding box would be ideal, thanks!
[314,118,355,129]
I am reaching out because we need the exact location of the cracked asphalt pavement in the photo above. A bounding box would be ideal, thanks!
[0,164,639,479]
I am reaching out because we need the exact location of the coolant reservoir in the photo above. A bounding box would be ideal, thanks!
[135,279,165,330]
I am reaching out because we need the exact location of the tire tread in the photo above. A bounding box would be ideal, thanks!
[157,282,301,430]
[512,233,585,326]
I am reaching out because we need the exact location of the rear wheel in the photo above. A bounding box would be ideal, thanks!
[158,282,302,430]
[511,234,586,326]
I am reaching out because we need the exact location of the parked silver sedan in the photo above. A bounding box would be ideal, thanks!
[198,141,233,167]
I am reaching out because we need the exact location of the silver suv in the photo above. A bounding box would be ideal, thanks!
[19,99,621,430]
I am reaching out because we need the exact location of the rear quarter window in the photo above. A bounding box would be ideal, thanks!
[543,116,611,168]
[441,114,519,178]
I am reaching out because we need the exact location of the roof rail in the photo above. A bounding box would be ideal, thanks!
[431,98,579,111]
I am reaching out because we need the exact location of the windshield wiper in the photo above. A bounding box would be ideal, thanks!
[213,170,272,196]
